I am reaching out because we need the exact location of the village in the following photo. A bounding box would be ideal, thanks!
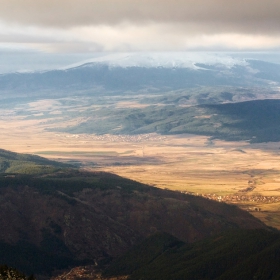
[182,191,280,207]
[55,133,167,143]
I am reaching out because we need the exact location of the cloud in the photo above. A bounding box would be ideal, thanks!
[0,0,280,34]
[1,21,280,53]
[68,23,280,52]
[0,0,280,52]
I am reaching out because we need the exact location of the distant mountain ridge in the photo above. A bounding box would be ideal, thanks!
[2,55,280,143]
[61,52,248,70]
[0,54,279,97]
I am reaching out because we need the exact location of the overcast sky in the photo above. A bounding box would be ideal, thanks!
[0,0,280,54]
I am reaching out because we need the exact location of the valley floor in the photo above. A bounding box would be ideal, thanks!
[1,117,280,229]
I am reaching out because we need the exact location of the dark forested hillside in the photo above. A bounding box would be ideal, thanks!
[0,150,267,276]
[104,229,280,280]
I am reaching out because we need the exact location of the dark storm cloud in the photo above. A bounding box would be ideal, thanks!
[0,0,279,34]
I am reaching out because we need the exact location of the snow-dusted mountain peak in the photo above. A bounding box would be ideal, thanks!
[62,52,247,70]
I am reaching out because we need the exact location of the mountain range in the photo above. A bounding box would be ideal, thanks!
[1,53,280,143]
[1,53,280,98]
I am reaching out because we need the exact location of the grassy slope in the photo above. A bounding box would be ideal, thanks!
[0,148,69,174]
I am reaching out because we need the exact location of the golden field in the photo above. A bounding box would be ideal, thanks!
[1,117,280,229]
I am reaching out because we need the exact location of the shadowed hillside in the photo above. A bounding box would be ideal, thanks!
[0,150,267,276]
[104,229,280,280]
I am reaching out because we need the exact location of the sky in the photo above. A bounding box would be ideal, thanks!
[1,0,280,53]
[0,0,280,72]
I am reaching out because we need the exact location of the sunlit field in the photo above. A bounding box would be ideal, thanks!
[2,115,280,229]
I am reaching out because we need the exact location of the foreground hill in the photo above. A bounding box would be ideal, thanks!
[0,150,267,276]
[104,229,280,280]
